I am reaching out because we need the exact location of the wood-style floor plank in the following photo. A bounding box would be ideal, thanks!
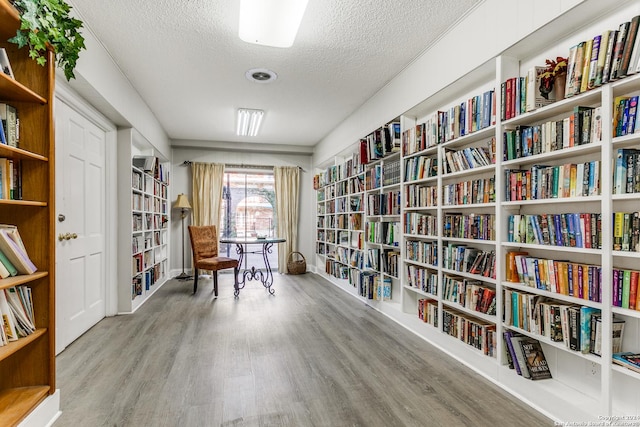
[54,273,552,427]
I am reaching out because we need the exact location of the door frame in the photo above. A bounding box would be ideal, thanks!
[55,79,118,318]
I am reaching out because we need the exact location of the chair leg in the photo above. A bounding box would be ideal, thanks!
[193,268,199,294]
[213,271,219,297]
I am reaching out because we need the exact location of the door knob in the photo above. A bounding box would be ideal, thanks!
[71,233,78,239]
[58,233,72,241]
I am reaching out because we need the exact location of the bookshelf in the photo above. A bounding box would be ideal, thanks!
[314,3,640,421]
[117,128,169,313]
[0,0,56,424]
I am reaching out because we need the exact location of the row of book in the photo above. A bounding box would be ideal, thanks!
[443,308,496,357]
[613,148,640,195]
[442,276,496,315]
[403,155,438,182]
[442,213,495,241]
[443,142,494,174]
[506,252,601,302]
[401,90,496,157]
[443,245,495,279]
[503,332,551,380]
[505,161,601,202]
[0,103,18,149]
[404,183,438,208]
[442,177,495,206]
[358,271,392,300]
[366,191,400,216]
[503,106,600,161]
[564,15,640,98]
[364,221,400,247]
[612,268,640,310]
[313,152,366,190]
[404,212,437,236]
[418,298,438,326]
[0,158,21,201]
[382,158,401,187]
[405,239,437,267]
[365,161,401,191]
[0,225,36,278]
[406,265,438,295]
[613,95,640,137]
[613,211,640,252]
[0,286,35,346]
[504,291,623,357]
[507,213,601,249]
[359,122,401,164]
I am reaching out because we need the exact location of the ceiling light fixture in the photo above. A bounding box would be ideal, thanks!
[245,68,278,83]
[239,0,309,48]
[236,108,264,137]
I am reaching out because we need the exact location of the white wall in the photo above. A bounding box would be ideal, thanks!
[65,0,171,160]
[312,0,624,165]
[170,145,315,273]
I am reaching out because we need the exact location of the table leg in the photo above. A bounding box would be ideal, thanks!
[233,244,247,296]
[261,242,275,295]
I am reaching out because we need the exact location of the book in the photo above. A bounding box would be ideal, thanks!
[0,288,18,342]
[509,333,531,378]
[0,228,36,274]
[579,38,593,94]
[565,42,585,97]
[0,104,17,148]
[613,352,640,374]
[587,34,602,89]
[610,21,631,80]
[526,66,554,111]
[602,30,619,84]
[0,48,14,79]
[519,339,552,380]
[620,15,640,77]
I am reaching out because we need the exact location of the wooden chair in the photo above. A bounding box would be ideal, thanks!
[188,225,240,296]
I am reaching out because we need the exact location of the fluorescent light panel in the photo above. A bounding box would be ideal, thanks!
[239,0,309,48]
[237,108,264,137]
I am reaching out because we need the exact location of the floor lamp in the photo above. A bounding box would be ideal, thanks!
[174,193,192,280]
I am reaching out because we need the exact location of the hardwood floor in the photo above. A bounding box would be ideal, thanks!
[54,273,552,427]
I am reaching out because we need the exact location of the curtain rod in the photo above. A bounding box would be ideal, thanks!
[182,161,304,172]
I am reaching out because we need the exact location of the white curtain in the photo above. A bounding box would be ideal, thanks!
[274,166,300,273]
[191,162,225,229]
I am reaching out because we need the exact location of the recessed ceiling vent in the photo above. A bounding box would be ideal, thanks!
[246,68,277,83]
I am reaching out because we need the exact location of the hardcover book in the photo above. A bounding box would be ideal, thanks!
[519,339,552,380]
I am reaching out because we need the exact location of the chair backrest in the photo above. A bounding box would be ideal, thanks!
[188,225,219,262]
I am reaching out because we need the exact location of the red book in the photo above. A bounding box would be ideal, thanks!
[584,213,592,248]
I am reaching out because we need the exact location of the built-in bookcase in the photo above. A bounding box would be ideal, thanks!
[117,128,169,313]
[0,0,56,424]
[314,2,640,421]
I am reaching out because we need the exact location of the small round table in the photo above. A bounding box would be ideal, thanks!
[220,237,285,295]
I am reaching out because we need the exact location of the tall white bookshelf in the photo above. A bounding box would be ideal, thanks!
[314,1,640,421]
[117,128,170,313]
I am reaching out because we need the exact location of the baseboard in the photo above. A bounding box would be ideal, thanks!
[18,389,61,427]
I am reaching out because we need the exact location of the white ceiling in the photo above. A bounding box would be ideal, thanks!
[67,0,481,148]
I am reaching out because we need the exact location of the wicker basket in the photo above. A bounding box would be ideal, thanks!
[287,251,307,275]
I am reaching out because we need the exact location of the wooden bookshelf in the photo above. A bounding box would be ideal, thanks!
[0,0,55,424]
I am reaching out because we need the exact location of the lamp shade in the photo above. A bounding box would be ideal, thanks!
[173,193,192,210]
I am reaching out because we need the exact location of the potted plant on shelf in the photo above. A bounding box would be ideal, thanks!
[539,56,568,101]
[7,0,85,81]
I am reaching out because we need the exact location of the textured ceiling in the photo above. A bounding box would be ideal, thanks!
[67,0,481,147]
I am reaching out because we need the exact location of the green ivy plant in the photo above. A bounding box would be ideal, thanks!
[8,0,85,81]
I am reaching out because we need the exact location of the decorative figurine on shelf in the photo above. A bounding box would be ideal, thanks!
[539,56,568,101]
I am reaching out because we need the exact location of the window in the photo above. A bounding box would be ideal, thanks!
[220,170,277,269]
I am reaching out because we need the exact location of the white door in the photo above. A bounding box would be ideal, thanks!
[55,99,107,353]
